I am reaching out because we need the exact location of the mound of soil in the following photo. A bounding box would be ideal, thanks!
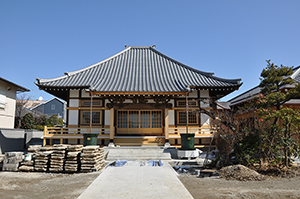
[219,164,265,181]
[257,166,300,178]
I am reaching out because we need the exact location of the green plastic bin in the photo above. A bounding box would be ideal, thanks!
[180,133,195,150]
[83,133,98,146]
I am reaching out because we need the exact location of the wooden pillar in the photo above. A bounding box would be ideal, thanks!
[109,107,115,147]
[164,108,170,147]
[89,91,93,134]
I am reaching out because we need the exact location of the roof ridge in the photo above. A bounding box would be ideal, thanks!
[125,45,156,49]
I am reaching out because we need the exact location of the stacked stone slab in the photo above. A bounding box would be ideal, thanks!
[81,146,105,172]
[49,145,68,172]
[2,152,24,171]
[20,145,42,172]
[65,145,83,173]
[34,147,53,172]
[19,154,34,172]
[0,155,4,171]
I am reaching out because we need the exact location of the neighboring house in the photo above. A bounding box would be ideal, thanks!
[30,98,67,122]
[35,45,242,147]
[21,99,46,109]
[0,77,29,129]
[229,65,300,109]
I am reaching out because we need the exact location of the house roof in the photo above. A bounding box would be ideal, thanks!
[0,77,30,92]
[36,46,241,98]
[30,97,66,111]
[229,65,300,106]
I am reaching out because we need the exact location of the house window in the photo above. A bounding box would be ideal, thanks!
[176,100,198,107]
[177,111,198,125]
[51,104,56,110]
[81,111,102,125]
[81,100,102,107]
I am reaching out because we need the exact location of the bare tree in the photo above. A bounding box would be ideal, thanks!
[15,93,31,128]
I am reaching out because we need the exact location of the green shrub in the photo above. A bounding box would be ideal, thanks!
[21,113,34,129]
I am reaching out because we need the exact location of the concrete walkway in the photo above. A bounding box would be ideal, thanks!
[78,161,193,199]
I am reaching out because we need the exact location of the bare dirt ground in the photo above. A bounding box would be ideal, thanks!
[1,169,300,199]
[179,174,300,199]
[0,172,100,199]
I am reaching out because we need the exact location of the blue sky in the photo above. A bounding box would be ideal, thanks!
[1,1,300,101]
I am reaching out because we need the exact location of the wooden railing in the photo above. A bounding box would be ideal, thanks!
[43,126,111,146]
[168,125,214,138]
[44,126,111,138]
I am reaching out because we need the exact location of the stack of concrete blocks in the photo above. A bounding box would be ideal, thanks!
[19,145,41,172]
[80,146,105,172]
[2,152,24,171]
[19,155,34,172]
[0,154,4,171]
[65,145,83,173]
[49,145,68,172]
[34,147,53,172]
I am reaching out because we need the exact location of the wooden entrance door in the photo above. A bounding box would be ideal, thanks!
[116,110,163,135]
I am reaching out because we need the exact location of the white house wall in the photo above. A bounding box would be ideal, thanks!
[0,81,18,129]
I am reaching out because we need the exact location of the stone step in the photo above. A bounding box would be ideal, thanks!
[105,146,172,161]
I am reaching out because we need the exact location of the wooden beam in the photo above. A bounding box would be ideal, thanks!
[110,108,115,140]
[165,108,169,140]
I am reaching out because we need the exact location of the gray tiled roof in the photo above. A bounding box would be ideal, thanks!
[229,65,300,106]
[36,46,241,93]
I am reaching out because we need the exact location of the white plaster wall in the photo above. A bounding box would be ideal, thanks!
[105,110,110,125]
[69,99,79,107]
[68,110,78,125]
[200,90,209,98]
[189,90,198,97]
[69,90,79,98]
[200,99,210,108]
[201,113,210,125]
[169,110,174,125]
[169,99,174,107]
[81,90,89,97]
[124,99,131,103]
[148,99,154,103]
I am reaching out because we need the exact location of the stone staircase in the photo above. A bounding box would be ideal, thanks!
[105,146,172,161]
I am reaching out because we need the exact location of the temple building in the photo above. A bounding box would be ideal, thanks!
[35,45,242,148]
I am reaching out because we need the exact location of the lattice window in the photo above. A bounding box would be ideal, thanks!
[176,100,197,107]
[141,111,151,128]
[177,111,198,124]
[152,111,162,128]
[117,110,162,129]
[81,111,101,125]
[129,111,139,128]
[81,100,102,107]
[117,111,128,128]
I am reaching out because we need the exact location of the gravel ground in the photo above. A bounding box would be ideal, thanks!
[2,167,300,199]
[179,174,300,199]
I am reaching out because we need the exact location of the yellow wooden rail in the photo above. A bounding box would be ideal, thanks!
[43,126,110,146]
[168,125,214,138]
